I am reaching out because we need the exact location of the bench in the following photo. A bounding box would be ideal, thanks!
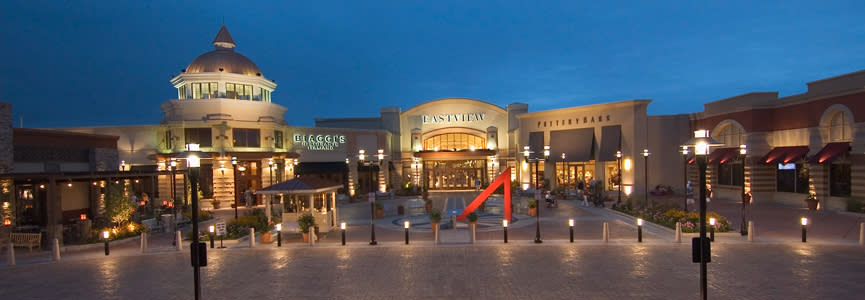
[10,233,42,252]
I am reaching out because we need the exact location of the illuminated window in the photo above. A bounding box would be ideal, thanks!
[178,85,187,99]
[715,124,743,147]
[191,82,218,99]
[423,133,485,151]
[259,88,271,102]
[226,83,253,100]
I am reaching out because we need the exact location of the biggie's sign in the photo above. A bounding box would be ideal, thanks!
[293,134,346,151]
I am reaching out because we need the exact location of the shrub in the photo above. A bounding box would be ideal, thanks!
[181,210,213,222]
[614,204,732,233]
[297,213,316,233]
[528,199,537,209]
[429,209,442,223]
[847,198,865,213]
[467,212,478,222]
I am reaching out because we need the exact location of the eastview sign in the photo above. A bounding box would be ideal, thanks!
[293,134,346,151]
[422,113,486,124]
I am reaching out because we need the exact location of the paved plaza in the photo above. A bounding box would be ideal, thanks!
[3,194,865,299]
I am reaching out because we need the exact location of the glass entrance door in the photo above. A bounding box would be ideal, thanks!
[568,164,586,190]
[424,160,486,190]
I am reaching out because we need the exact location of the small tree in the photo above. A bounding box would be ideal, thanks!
[104,184,134,226]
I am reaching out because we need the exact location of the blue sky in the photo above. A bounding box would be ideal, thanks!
[2,0,864,128]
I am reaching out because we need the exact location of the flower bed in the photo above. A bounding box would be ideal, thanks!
[613,201,732,233]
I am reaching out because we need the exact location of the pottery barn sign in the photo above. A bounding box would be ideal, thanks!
[293,134,346,151]
[422,113,486,124]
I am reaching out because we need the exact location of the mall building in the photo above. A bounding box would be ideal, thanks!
[2,25,864,242]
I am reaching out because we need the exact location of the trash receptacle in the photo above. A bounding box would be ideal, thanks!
[161,214,173,233]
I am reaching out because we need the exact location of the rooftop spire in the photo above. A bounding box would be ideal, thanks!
[212,25,236,50]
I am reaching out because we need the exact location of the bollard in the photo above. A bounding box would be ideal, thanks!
[341,222,347,246]
[675,222,682,243]
[404,221,410,245]
[7,243,15,266]
[637,219,643,243]
[801,217,808,243]
[569,219,575,243]
[309,230,315,246]
[434,227,439,245]
[176,231,183,251]
[140,232,147,253]
[860,223,864,246]
[53,238,61,261]
[747,221,754,242]
[602,222,609,242]
[503,219,509,243]
[471,223,476,244]
[249,228,256,248]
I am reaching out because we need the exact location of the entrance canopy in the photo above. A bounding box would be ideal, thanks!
[597,125,621,162]
[551,128,595,162]
[808,142,850,164]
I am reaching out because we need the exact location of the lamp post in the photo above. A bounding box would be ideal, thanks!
[359,149,384,246]
[169,160,178,242]
[616,150,623,206]
[682,129,722,300]
[682,146,690,211]
[739,144,748,235]
[177,143,209,300]
[208,225,215,248]
[561,153,567,198]
[643,149,650,208]
[231,157,238,220]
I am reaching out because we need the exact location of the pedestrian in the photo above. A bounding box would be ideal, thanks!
[578,180,588,206]
[244,189,254,207]
[686,181,695,210]
[129,192,138,206]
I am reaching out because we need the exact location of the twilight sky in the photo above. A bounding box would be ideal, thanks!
[2,0,864,129]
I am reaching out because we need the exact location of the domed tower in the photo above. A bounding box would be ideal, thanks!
[158,26,296,208]
[162,25,284,125]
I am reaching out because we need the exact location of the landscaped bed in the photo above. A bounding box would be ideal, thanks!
[613,199,732,233]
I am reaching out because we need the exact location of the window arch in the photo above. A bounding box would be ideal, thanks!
[423,133,485,151]
[829,111,851,142]
[713,122,745,147]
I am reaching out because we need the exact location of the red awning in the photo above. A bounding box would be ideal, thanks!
[808,142,850,164]
[708,147,740,164]
[761,146,810,164]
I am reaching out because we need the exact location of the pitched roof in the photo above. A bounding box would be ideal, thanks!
[256,176,342,195]
[212,25,236,49]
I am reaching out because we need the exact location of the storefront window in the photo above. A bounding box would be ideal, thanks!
[776,163,808,193]
[718,163,744,186]
[830,163,851,197]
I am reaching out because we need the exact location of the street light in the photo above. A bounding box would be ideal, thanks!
[175,143,210,300]
[231,157,238,220]
[561,153,567,198]
[169,159,178,241]
[739,144,749,236]
[524,145,548,244]
[682,146,690,211]
[681,129,723,300]
[643,149,650,208]
[359,149,384,246]
[616,150,623,206]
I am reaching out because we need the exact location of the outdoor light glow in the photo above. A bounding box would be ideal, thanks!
[39,184,45,189]
[561,153,566,159]
[637,218,644,226]
[682,146,689,155]
[377,149,384,160]
[709,218,716,226]
[503,219,509,227]
[209,225,215,233]
[801,217,808,226]
[543,145,550,157]
[345,158,350,164]
[80,214,87,220]
[523,146,530,157]
[521,160,528,171]
[188,154,201,168]
[404,220,410,229]
[695,141,709,155]
[522,183,530,191]
[134,179,139,183]
[616,150,622,158]
[569,219,574,227]
[694,130,708,138]
[67,182,72,187]
[358,149,366,161]
[643,149,650,157]
[740,144,747,155]
[276,224,282,232]
[3,219,10,225]
[470,145,476,151]
[2,202,8,209]
[127,224,135,232]
[102,231,110,239]
[93,181,98,186]
[624,158,632,170]
[624,185,632,196]
[341,222,347,230]
[268,159,273,166]
[186,143,200,151]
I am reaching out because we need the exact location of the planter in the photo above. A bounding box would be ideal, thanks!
[302,232,310,243]
[431,222,440,232]
[805,199,819,210]
[211,202,220,209]
[529,207,537,217]
[261,231,272,243]
[376,208,384,219]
